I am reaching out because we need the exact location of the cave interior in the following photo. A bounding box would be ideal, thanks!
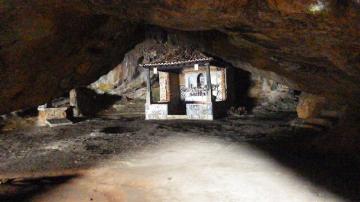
[1,1,360,201]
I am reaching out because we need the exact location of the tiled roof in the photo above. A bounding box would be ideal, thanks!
[140,57,213,68]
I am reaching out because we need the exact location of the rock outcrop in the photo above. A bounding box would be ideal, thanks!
[297,93,327,119]
[1,1,359,113]
[0,1,144,113]
[89,38,208,98]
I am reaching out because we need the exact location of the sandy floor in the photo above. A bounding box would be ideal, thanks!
[0,113,359,201]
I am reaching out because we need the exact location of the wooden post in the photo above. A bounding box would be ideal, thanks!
[205,63,213,103]
[146,68,152,104]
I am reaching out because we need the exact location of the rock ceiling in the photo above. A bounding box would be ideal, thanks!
[0,0,359,114]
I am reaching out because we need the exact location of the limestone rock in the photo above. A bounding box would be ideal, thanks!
[38,107,69,126]
[249,75,298,112]
[0,1,143,114]
[0,1,360,150]
[0,1,359,114]
[297,93,327,119]
[89,39,207,100]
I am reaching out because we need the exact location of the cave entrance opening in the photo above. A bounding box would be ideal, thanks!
[141,57,232,120]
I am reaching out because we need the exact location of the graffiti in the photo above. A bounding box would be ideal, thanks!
[181,70,225,102]
[180,86,187,100]
[186,103,213,119]
[180,86,207,96]
[145,104,168,120]
[180,84,223,101]
[180,86,208,102]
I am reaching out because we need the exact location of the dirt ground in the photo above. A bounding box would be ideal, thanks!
[0,112,359,201]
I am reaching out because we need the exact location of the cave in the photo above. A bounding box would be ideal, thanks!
[0,1,360,201]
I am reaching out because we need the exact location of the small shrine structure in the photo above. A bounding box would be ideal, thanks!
[141,57,233,120]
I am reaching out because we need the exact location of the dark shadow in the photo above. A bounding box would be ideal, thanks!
[231,68,257,111]
[0,175,77,202]
[75,87,122,117]
[250,136,360,201]
[0,116,4,132]
[209,57,257,112]
[151,115,360,201]
[15,107,38,118]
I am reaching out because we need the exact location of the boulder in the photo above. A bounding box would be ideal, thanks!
[297,93,327,119]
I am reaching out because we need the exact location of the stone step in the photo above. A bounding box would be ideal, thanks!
[46,118,73,127]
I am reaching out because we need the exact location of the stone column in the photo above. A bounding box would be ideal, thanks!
[145,68,152,105]
[159,72,169,102]
[205,63,213,103]
[69,89,81,117]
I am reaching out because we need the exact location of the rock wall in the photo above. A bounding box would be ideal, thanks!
[0,1,360,152]
[0,1,144,114]
[88,39,159,99]
[89,36,299,114]
[249,75,299,112]
[89,37,208,99]
[1,1,359,114]
[297,93,327,119]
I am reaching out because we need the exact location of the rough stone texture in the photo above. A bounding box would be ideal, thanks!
[89,38,208,98]
[0,1,359,114]
[37,107,68,126]
[0,1,143,114]
[249,75,298,112]
[297,93,327,119]
[0,1,360,151]
[89,39,158,96]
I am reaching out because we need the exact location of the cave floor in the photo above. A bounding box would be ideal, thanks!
[0,112,358,202]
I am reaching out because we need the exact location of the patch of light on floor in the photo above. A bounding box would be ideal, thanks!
[32,134,345,202]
